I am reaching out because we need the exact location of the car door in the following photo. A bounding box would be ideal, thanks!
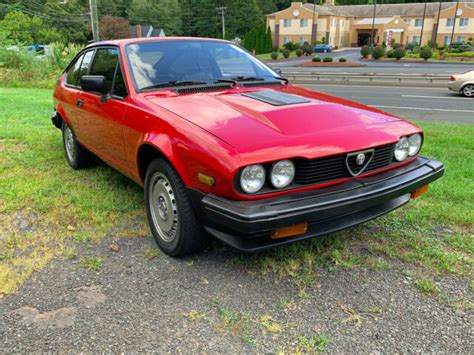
[76,47,129,167]
[61,52,86,133]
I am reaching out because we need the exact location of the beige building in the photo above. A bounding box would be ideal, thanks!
[266,1,474,47]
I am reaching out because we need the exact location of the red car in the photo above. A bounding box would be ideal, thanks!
[52,38,444,256]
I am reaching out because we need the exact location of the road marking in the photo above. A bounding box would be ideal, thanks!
[303,84,447,91]
[370,105,474,113]
[402,94,472,100]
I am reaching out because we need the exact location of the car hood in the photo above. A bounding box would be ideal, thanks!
[146,86,419,165]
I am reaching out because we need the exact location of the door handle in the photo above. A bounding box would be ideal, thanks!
[76,99,84,108]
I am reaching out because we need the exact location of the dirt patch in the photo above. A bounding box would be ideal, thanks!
[10,306,78,329]
[76,285,106,308]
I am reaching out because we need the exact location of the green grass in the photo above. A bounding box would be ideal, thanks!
[414,278,440,295]
[0,87,473,296]
[256,51,301,61]
[80,256,103,271]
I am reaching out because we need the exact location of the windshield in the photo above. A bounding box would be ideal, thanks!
[126,40,279,91]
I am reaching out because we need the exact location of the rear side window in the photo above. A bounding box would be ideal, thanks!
[66,53,84,86]
[89,48,119,93]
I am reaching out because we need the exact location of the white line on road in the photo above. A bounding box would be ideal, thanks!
[402,95,472,100]
[369,105,474,113]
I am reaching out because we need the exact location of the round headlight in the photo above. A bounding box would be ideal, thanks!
[394,137,409,161]
[240,165,266,193]
[408,134,422,156]
[271,160,295,189]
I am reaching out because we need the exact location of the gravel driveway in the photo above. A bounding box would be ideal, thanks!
[1,231,472,353]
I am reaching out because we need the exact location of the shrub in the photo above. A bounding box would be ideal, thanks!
[393,48,406,60]
[386,49,395,58]
[360,45,371,58]
[282,49,291,58]
[272,46,279,52]
[420,47,432,61]
[270,52,278,60]
[372,46,386,59]
[301,44,313,55]
[392,43,401,49]
[405,42,418,51]
[438,45,447,51]
[293,42,301,50]
[428,40,438,49]
[338,57,347,62]
[312,56,321,62]
[283,42,295,51]
[295,49,303,57]
[322,56,332,62]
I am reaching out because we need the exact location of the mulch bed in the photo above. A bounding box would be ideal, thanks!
[298,62,365,67]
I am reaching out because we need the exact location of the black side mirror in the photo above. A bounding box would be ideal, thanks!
[80,75,107,94]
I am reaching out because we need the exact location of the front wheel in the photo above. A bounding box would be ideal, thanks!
[62,121,93,169]
[461,84,474,97]
[144,158,206,257]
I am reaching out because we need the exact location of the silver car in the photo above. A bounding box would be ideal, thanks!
[448,70,474,97]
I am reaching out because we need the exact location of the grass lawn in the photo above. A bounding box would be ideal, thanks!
[0,87,473,299]
[256,52,303,61]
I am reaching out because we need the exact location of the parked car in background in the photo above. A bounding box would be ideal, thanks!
[448,70,474,97]
[314,44,333,53]
[51,38,443,257]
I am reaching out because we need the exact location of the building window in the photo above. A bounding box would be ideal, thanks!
[300,19,308,27]
[444,36,451,45]
[459,18,469,27]
[414,19,423,27]
[403,18,411,25]
[283,19,291,27]
[299,36,306,44]
[283,36,290,44]
[340,19,345,28]
[332,19,336,27]
[446,18,454,27]
[412,36,421,44]
[457,36,466,42]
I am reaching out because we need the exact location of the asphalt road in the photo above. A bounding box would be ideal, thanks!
[300,84,474,124]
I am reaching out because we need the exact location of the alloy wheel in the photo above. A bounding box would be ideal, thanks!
[64,125,76,162]
[462,85,474,97]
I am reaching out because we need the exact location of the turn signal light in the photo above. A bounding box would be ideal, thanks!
[271,222,308,239]
[450,76,456,81]
[411,184,429,199]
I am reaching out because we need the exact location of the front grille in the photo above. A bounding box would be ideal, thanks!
[294,144,396,185]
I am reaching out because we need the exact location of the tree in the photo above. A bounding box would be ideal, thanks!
[257,0,277,15]
[128,0,182,35]
[244,24,272,54]
[99,15,131,40]
[0,11,43,44]
[225,0,262,39]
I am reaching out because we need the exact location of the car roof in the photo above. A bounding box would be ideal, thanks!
[85,37,230,49]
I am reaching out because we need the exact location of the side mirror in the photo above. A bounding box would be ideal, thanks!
[80,75,107,94]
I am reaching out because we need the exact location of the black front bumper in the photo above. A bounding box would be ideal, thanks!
[190,157,444,252]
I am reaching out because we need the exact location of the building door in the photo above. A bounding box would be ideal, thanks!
[357,32,371,46]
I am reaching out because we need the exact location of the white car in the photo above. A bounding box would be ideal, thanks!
[448,70,474,97]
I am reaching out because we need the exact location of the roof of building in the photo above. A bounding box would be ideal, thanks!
[267,2,473,18]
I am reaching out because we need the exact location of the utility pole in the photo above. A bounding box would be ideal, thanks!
[419,0,427,46]
[449,0,460,49]
[216,7,227,40]
[311,0,316,45]
[433,1,442,44]
[89,0,99,42]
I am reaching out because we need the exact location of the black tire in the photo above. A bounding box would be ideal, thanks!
[62,121,93,170]
[144,158,206,257]
[461,84,474,97]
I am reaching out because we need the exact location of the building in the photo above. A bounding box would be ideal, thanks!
[130,25,166,38]
[266,1,474,47]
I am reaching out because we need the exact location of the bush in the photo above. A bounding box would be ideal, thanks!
[392,43,401,49]
[322,56,333,62]
[405,42,418,51]
[295,49,303,57]
[270,52,279,60]
[312,56,321,62]
[393,48,406,60]
[301,44,313,55]
[282,49,291,58]
[339,57,347,62]
[360,45,371,58]
[420,47,432,61]
[283,42,295,51]
[372,46,386,59]
[386,49,395,58]
[428,40,438,49]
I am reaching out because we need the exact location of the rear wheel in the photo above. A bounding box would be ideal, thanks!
[461,84,474,97]
[145,158,206,257]
[62,121,93,169]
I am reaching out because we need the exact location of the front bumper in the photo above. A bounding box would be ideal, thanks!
[191,157,444,252]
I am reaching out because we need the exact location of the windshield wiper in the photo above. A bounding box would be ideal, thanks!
[140,80,208,91]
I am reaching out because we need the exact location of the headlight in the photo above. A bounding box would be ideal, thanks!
[408,134,422,156]
[271,160,295,189]
[394,137,409,161]
[240,164,266,193]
